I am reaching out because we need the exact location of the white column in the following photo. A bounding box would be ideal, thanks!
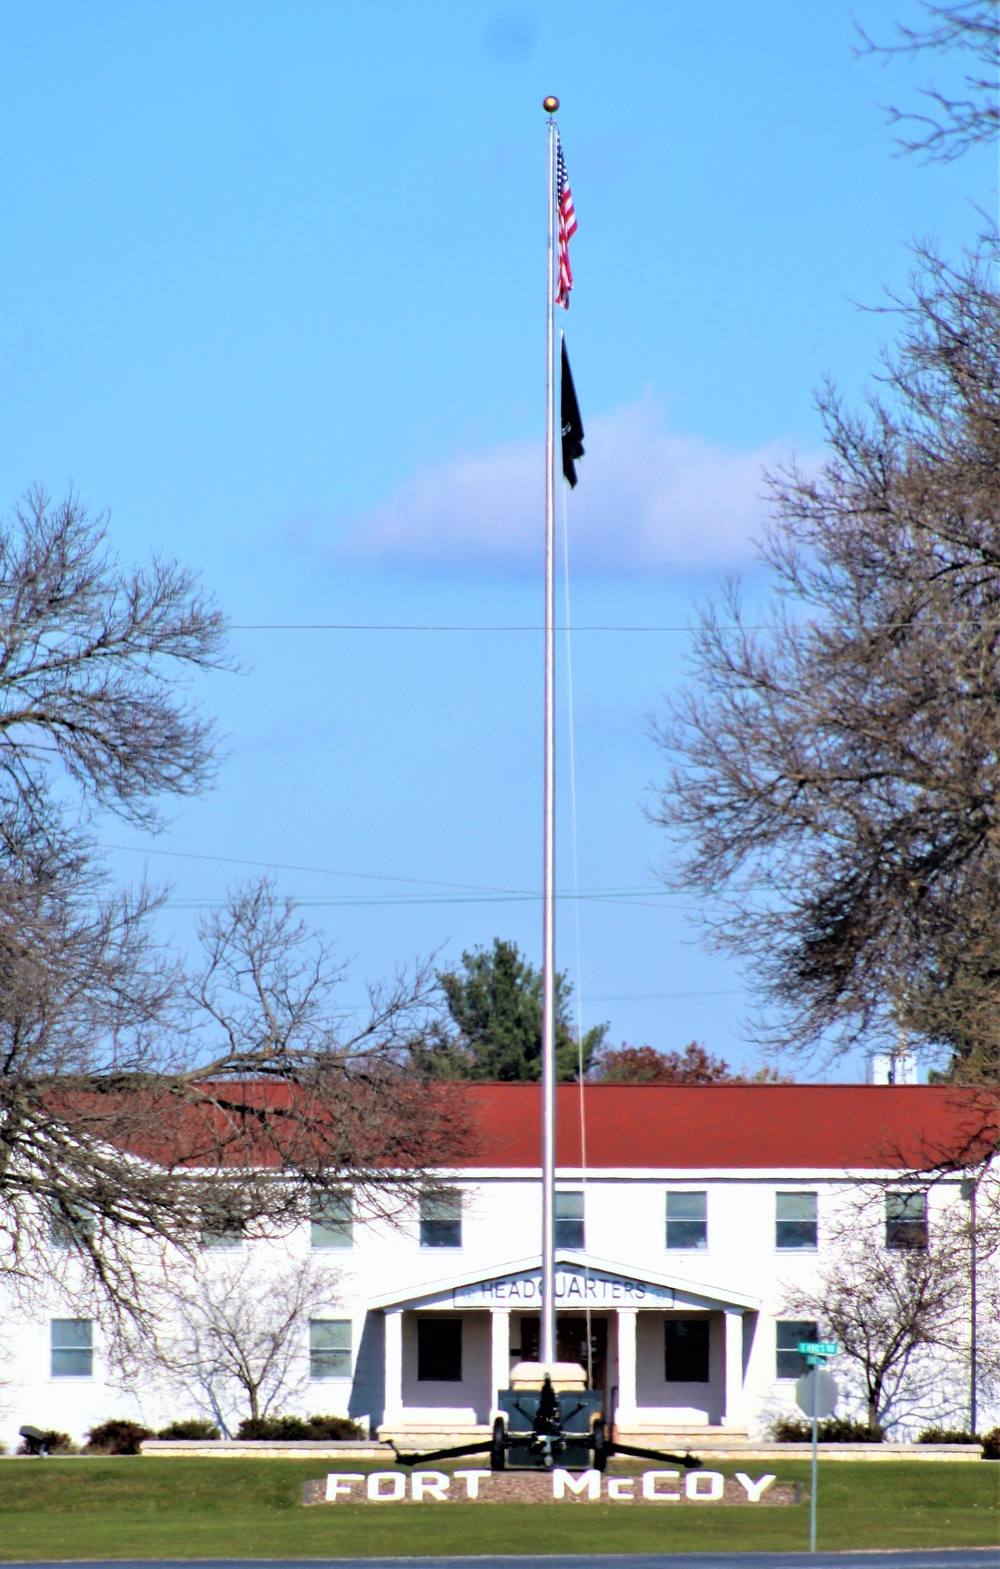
[723,1310,743,1428]
[383,1309,404,1424]
[490,1309,511,1415]
[616,1308,638,1428]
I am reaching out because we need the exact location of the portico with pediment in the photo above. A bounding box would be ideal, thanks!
[368,1253,759,1447]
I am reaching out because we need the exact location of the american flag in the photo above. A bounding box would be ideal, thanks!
[555,134,576,308]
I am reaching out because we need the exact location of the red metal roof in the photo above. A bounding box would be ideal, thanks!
[455,1083,997,1171]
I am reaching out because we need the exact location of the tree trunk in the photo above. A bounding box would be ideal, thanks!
[867,1372,882,1433]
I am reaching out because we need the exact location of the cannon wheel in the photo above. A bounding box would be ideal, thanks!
[592,1417,608,1472]
[490,1416,506,1471]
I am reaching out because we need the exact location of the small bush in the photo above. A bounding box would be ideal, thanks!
[917,1427,979,1445]
[16,1429,75,1456]
[982,1427,1000,1460]
[83,1419,153,1455]
[236,1414,366,1441]
[156,1419,221,1440]
[771,1416,885,1443]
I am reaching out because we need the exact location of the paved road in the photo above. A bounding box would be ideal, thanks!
[5,1553,997,1569]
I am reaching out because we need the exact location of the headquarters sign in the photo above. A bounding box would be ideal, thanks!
[452,1267,673,1308]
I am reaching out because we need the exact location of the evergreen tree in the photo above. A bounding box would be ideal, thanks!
[414,938,606,1081]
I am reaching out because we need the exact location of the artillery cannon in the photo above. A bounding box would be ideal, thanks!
[391,1361,701,1474]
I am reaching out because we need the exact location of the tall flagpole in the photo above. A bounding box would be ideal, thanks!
[541,95,559,1369]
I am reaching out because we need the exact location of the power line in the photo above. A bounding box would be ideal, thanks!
[584,987,743,1002]
[228,622,705,633]
[102,841,523,896]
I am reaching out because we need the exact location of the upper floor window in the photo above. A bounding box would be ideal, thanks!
[49,1206,94,1251]
[886,1191,928,1250]
[554,1190,585,1249]
[666,1190,707,1250]
[665,1318,710,1383]
[51,1318,92,1378]
[420,1190,461,1248]
[309,1319,352,1379]
[311,1191,353,1250]
[776,1191,818,1250]
[775,1319,818,1380]
[200,1220,244,1250]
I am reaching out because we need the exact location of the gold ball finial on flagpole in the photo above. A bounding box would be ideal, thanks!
[543,96,559,115]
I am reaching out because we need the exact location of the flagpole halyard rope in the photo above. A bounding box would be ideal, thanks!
[560,417,594,1395]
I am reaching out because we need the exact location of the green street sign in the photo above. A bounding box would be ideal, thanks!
[798,1341,839,1356]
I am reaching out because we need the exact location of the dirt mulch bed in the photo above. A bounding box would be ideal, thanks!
[303,1471,801,1506]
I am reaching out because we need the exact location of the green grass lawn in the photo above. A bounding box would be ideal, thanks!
[0,1458,995,1560]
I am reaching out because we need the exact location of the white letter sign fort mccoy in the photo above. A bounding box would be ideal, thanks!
[312,1469,784,1505]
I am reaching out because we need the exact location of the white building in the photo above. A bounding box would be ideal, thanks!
[1,1083,993,1450]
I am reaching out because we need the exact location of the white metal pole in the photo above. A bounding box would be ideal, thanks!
[809,1365,819,1553]
[540,102,558,1369]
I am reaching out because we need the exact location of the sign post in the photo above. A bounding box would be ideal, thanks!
[796,1342,839,1553]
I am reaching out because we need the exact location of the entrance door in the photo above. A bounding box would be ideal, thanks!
[518,1316,608,1393]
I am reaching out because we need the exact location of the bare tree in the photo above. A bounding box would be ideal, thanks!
[154,1253,337,1433]
[653,242,1000,1092]
[784,1205,967,1432]
[857,2,1000,161]
[0,494,471,1328]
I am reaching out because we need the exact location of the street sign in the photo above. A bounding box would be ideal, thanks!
[795,1368,838,1419]
[797,1341,839,1357]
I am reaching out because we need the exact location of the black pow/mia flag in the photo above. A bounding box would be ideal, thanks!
[561,338,585,488]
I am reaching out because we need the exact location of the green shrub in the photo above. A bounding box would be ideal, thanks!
[771,1415,885,1442]
[982,1427,1000,1460]
[235,1414,366,1441]
[83,1419,153,1455]
[155,1420,221,1440]
[16,1429,75,1455]
[917,1427,979,1445]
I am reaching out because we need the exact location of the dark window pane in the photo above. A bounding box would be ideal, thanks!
[417,1317,463,1381]
[886,1192,927,1250]
[775,1319,818,1379]
[50,1207,94,1250]
[311,1192,353,1250]
[665,1319,710,1382]
[666,1191,707,1250]
[555,1191,585,1249]
[51,1318,92,1378]
[420,1191,462,1248]
[776,1192,818,1250]
[310,1319,352,1378]
[200,1208,244,1249]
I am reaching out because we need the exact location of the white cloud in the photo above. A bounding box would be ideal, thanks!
[343,396,802,573]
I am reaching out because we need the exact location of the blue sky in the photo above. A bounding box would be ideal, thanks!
[0,2,994,1077]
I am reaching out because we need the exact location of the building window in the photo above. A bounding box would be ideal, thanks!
[309,1319,352,1378]
[420,1190,461,1248]
[49,1207,94,1250]
[886,1191,928,1250]
[775,1320,818,1380]
[417,1317,463,1381]
[665,1318,710,1382]
[666,1190,707,1250]
[311,1191,353,1250]
[199,1205,244,1249]
[51,1318,92,1378]
[776,1191,818,1250]
[554,1190,585,1249]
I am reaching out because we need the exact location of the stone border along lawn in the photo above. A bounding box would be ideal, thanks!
[0,1457,994,1559]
